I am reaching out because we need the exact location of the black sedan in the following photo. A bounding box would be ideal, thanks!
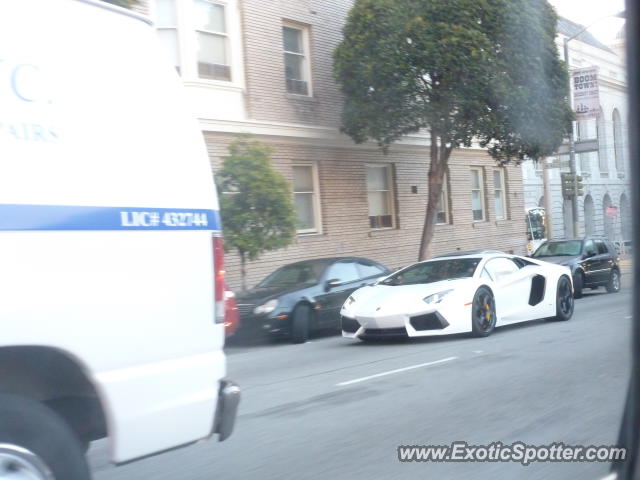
[531,237,621,298]
[235,257,390,343]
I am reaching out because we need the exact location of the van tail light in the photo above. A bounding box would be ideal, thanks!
[213,236,225,324]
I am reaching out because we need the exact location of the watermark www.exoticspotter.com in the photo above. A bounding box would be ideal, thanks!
[397,441,627,466]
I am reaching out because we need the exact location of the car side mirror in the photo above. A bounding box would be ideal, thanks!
[583,251,596,259]
[324,278,342,291]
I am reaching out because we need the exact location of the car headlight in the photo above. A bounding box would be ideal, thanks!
[423,289,454,305]
[254,299,279,315]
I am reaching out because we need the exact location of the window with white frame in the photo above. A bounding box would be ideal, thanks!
[156,0,181,73]
[493,169,507,220]
[470,168,486,221]
[283,24,311,96]
[366,165,395,229]
[194,0,231,81]
[153,0,236,82]
[292,164,321,233]
[436,176,449,224]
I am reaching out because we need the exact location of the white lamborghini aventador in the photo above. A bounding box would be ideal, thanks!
[341,250,574,341]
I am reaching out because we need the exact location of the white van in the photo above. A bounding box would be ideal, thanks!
[0,0,239,478]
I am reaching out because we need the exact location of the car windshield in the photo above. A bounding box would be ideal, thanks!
[256,262,326,288]
[381,258,480,286]
[533,240,583,257]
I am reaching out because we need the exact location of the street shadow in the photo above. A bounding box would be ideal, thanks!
[225,327,341,350]
[341,332,469,347]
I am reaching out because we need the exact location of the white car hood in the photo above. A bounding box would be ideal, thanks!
[345,278,472,316]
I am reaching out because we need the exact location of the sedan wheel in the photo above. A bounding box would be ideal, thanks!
[471,287,496,337]
[290,304,311,344]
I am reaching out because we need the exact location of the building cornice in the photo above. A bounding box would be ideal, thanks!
[198,118,493,155]
[199,118,433,150]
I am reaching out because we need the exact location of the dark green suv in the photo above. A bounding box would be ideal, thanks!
[531,237,621,298]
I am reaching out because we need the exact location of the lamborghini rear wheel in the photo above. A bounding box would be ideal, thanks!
[552,276,574,321]
[471,287,496,337]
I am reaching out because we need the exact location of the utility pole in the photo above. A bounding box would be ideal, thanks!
[563,37,580,238]
[542,157,554,239]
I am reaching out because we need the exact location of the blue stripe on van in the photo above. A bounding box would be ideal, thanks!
[0,204,221,231]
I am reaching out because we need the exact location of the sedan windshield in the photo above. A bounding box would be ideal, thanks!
[381,258,480,286]
[256,262,326,288]
[533,240,582,257]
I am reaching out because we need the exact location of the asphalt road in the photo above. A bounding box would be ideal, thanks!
[90,281,632,480]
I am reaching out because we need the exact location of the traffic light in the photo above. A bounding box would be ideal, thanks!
[575,175,584,196]
[561,172,575,199]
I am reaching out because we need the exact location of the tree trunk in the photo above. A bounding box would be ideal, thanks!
[418,132,452,261]
[239,251,247,292]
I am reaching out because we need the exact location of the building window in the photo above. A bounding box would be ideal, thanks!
[155,0,181,73]
[597,107,608,175]
[366,164,395,229]
[493,169,506,220]
[194,0,231,81]
[613,108,624,172]
[436,176,449,224]
[292,164,321,234]
[283,24,311,96]
[470,168,485,221]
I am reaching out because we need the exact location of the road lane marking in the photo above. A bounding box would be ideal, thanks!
[335,356,458,387]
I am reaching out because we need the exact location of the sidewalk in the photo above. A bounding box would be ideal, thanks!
[620,256,633,274]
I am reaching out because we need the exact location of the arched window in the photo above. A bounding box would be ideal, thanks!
[613,109,624,172]
[583,195,594,236]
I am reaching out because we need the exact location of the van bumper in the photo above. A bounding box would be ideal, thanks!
[213,380,240,441]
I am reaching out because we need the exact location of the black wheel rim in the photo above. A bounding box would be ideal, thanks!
[559,278,574,315]
[474,291,495,330]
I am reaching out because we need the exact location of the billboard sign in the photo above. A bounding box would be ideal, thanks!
[572,67,600,119]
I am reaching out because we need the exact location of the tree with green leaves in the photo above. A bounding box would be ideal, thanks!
[334,0,573,260]
[216,136,297,291]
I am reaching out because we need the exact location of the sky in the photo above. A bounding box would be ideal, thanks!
[548,0,626,44]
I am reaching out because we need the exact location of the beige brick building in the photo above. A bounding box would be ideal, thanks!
[143,0,526,290]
